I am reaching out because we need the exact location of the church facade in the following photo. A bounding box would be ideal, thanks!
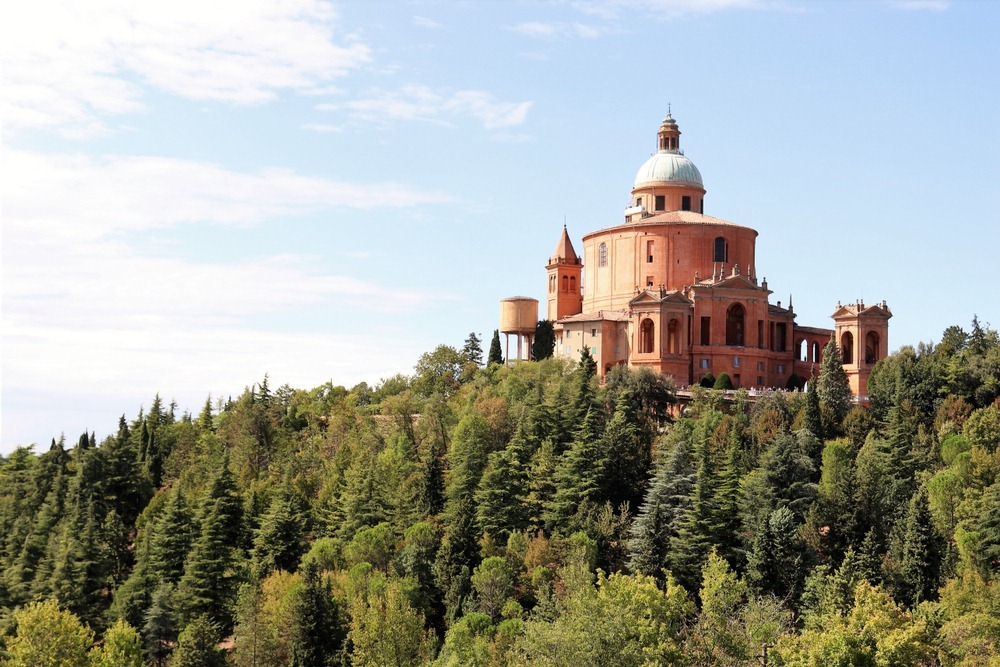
[544,114,891,396]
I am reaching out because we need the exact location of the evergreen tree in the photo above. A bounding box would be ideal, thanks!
[805,368,824,441]
[668,438,719,591]
[976,483,1000,572]
[713,372,734,390]
[144,584,178,667]
[150,490,196,585]
[462,331,484,367]
[545,408,606,531]
[288,560,343,667]
[627,436,696,578]
[803,440,856,564]
[421,437,445,517]
[177,496,237,627]
[251,495,306,577]
[487,329,504,367]
[818,336,852,430]
[171,615,226,667]
[475,443,529,542]
[746,506,808,603]
[532,320,556,360]
[601,390,652,511]
[895,488,942,607]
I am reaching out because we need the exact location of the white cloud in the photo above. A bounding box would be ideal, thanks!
[412,15,444,29]
[0,0,371,136]
[317,85,533,130]
[571,0,791,20]
[886,0,949,10]
[509,21,611,39]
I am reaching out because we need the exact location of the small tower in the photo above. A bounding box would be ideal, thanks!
[831,300,892,397]
[546,225,583,321]
[500,297,538,363]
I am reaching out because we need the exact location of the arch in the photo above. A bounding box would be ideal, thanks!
[865,331,880,364]
[725,303,745,346]
[795,338,806,361]
[841,331,854,365]
[549,275,555,293]
[667,318,679,354]
[713,236,727,263]
[598,242,608,267]
[569,275,577,293]
[561,275,568,292]
[811,341,821,363]
[640,318,655,354]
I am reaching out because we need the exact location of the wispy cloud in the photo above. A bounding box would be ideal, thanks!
[0,0,371,137]
[886,0,949,10]
[412,15,444,29]
[1,150,456,434]
[509,21,611,39]
[571,0,792,20]
[316,85,533,130]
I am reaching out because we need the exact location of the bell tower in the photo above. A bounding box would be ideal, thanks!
[832,300,892,396]
[546,225,583,321]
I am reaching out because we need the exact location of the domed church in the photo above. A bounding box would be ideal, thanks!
[543,113,891,396]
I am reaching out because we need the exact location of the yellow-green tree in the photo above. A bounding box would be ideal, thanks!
[4,599,92,667]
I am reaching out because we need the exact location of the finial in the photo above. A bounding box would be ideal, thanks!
[668,102,672,115]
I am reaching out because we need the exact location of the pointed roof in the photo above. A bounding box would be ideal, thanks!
[549,225,580,265]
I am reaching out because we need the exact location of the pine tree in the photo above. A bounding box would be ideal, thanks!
[421,437,445,517]
[601,390,652,511]
[487,329,504,366]
[545,408,606,531]
[172,615,226,667]
[462,332,484,367]
[288,561,343,667]
[144,584,178,667]
[149,490,196,585]
[895,487,942,606]
[251,495,306,577]
[627,436,696,579]
[177,496,237,627]
[818,336,852,430]
[668,439,719,591]
[475,441,529,542]
[805,368,824,441]
[746,506,808,602]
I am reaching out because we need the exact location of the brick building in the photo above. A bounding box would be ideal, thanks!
[543,114,890,396]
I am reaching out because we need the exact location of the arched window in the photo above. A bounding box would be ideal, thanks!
[569,276,577,293]
[640,319,655,354]
[841,331,854,365]
[811,341,820,363]
[796,338,806,361]
[562,275,568,292]
[667,319,679,354]
[598,243,608,267]
[549,275,555,293]
[865,331,880,364]
[713,236,727,263]
[726,303,745,346]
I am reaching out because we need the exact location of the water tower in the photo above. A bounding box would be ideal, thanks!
[500,296,538,363]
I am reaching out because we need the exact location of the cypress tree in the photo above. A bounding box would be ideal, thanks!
[805,368,824,441]
[487,330,504,367]
[895,487,942,606]
[532,320,556,360]
[818,336,852,430]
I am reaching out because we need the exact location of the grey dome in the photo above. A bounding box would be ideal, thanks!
[634,151,703,189]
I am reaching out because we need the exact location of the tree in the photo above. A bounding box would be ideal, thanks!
[149,490,196,585]
[805,369,823,441]
[5,599,92,667]
[545,408,606,530]
[462,332,484,367]
[532,320,555,360]
[288,561,342,667]
[601,390,653,511]
[171,615,226,667]
[713,372,734,391]
[177,496,238,626]
[471,556,515,622]
[349,579,428,667]
[144,585,178,667]
[251,496,306,577]
[413,345,466,397]
[894,488,942,607]
[89,619,144,667]
[818,336,852,429]
[475,444,529,542]
[487,330,504,367]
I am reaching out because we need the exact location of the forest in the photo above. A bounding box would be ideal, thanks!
[1,318,1000,666]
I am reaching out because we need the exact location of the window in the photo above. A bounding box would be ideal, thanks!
[682,195,691,211]
[776,323,787,352]
[647,240,654,263]
[646,276,654,288]
[726,303,745,346]
[733,357,741,368]
[757,361,765,371]
[700,198,704,214]
[812,341,821,363]
[598,243,608,267]
[639,319,655,354]
[778,364,785,375]
[713,236,727,263]
[667,319,679,354]
[865,331,880,364]
[757,376,764,385]
[570,276,577,292]
[841,331,854,365]
[758,320,764,348]
[700,317,711,346]
[562,275,568,292]
[635,197,642,207]
[655,195,665,211]
[591,328,597,337]
[700,359,710,369]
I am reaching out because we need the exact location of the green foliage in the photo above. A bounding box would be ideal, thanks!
[487,330,504,367]
[4,599,92,667]
[170,615,225,667]
[470,556,515,622]
[713,372,734,390]
[289,561,342,667]
[532,320,556,361]
[818,336,852,429]
[89,619,144,667]
[349,579,427,666]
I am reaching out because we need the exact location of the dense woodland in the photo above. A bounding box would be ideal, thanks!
[2,318,1000,666]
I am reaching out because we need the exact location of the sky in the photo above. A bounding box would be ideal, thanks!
[2,0,999,454]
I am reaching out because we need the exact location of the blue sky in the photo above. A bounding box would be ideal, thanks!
[2,0,998,453]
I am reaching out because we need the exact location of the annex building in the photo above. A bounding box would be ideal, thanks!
[541,114,891,396]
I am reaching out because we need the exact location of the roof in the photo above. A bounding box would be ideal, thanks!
[634,150,703,189]
[557,310,630,323]
[794,325,834,336]
[549,225,579,264]
[584,210,755,240]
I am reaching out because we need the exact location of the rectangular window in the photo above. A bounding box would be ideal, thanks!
[700,199,704,214]
[734,374,740,387]
[647,240,654,263]
[700,359,710,369]
[682,195,691,211]
[733,357,741,368]
[757,376,764,385]
[591,328,597,337]
[655,195,665,211]
[778,364,785,375]
[700,317,711,346]
[590,346,597,355]
[646,276,654,288]
[758,320,764,348]
[757,361,765,371]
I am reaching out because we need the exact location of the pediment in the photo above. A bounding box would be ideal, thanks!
[628,289,693,307]
[710,274,761,291]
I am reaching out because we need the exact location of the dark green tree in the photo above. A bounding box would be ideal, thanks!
[462,331,484,367]
[805,369,823,441]
[601,390,652,511]
[144,584,178,667]
[487,329,504,367]
[545,408,606,531]
[251,496,306,577]
[172,615,226,667]
[288,560,343,667]
[177,496,238,627]
[818,336,852,430]
[713,372,734,390]
[532,320,556,360]
[746,506,808,603]
[149,490,196,585]
[895,488,942,607]
[475,443,529,542]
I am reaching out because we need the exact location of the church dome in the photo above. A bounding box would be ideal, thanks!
[633,151,703,189]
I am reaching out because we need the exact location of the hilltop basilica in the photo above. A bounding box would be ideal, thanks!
[539,114,891,396]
